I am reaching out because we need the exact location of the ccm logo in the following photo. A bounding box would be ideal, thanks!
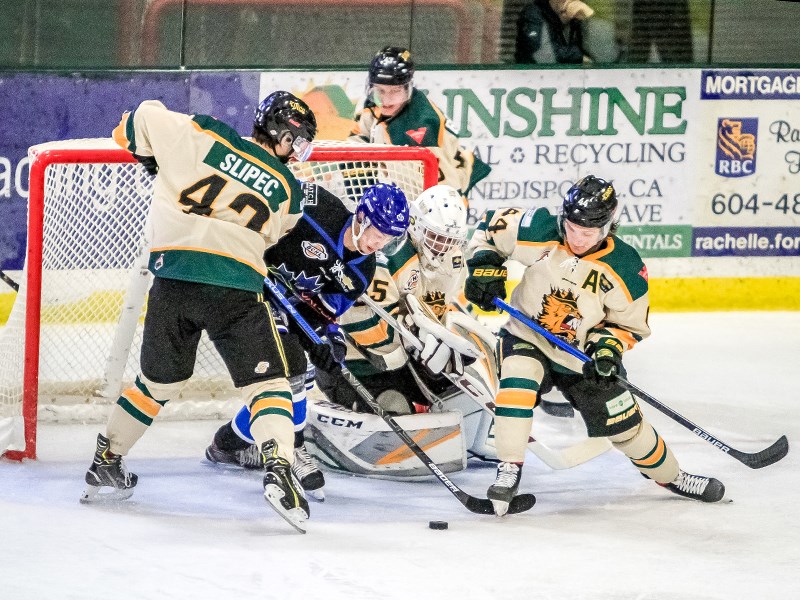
[317,415,363,428]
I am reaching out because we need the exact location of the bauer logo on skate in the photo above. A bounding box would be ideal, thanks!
[715,118,758,178]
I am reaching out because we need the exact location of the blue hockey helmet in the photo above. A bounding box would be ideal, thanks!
[353,182,410,250]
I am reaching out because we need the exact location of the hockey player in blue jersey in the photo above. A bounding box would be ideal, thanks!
[205,180,410,500]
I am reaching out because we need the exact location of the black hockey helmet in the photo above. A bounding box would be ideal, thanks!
[560,175,618,232]
[368,47,415,86]
[253,91,317,160]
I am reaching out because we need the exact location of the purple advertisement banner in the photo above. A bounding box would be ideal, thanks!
[692,226,800,257]
[701,69,800,101]
[0,71,261,270]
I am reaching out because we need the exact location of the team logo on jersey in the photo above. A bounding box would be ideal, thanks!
[422,291,447,318]
[275,264,324,294]
[452,255,463,270]
[404,269,420,292]
[535,287,582,345]
[638,264,649,282]
[330,260,355,292]
[302,240,328,261]
[715,117,758,177]
[406,127,427,144]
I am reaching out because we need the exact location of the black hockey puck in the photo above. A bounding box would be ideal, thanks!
[429,520,448,530]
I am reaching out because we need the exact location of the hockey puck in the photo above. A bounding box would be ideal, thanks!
[428,520,448,530]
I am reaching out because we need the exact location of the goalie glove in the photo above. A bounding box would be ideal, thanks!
[399,294,481,378]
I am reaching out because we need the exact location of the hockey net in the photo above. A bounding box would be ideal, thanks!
[0,139,437,459]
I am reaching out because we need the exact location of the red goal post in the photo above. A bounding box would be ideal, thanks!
[0,139,437,460]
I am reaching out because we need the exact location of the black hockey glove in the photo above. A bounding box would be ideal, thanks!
[133,153,159,176]
[308,324,347,374]
[465,251,507,312]
[582,341,622,389]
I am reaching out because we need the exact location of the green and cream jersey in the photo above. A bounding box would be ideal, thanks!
[113,100,304,292]
[351,89,490,199]
[340,235,465,371]
[469,207,651,373]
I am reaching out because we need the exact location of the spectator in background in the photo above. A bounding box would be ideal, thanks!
[515,0,620,64]
[351,46,491,207]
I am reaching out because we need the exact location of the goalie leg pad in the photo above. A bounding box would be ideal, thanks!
[304,399,466,479]
[610,420,679,484]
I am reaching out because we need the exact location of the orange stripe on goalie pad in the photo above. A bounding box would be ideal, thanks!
[121,386,161,419]
[251,396,293,415]
[496,389,537,410]
[375,429,461,465]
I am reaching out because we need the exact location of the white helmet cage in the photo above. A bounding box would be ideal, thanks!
[409,185,468,267]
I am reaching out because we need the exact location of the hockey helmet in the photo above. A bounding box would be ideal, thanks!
[559,175,618,236]
[253,91,317,162]
[409,185,468,268]
[352,183,410,253]
[368,47,415,86]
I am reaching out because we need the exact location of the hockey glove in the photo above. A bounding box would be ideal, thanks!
[465,252,507,312]
[133,153,159,176]
[582,341,622,389]
[307,324,347,374]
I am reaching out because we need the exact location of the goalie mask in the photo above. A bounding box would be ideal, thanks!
[352,183,410,255]
[253,91,317,163]
[366,47,415,115]
[409,185,468,269]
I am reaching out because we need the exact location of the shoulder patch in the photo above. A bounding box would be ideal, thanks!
[406,127,427,144]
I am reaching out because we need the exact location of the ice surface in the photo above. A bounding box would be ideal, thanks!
[1,312,798,600]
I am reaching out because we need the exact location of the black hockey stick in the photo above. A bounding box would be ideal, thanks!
[0,269,19,292]
[496,298,788,469]
[263,276,535,515]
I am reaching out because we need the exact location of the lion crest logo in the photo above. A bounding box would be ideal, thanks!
[536,287,582,344]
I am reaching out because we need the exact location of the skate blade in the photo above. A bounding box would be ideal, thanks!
[264,485,309,534]
[79,484,134,504]
[307,488,325,502]
[490,498,510,517]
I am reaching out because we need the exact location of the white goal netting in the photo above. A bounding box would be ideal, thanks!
[0,138,436,458]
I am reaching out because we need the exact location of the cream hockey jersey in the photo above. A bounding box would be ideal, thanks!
[340,235,465,373]
[113,100,304,293]
[469,207,651,374]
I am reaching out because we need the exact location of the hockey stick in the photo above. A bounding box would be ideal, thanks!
[263,276,535,515]
[495,298,789,469]
[358,294,612,469]
[0,269,19,292]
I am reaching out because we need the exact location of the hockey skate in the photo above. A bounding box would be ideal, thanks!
[79,433,138,504]
[204,441,262,469]
[261,440,310,533]
[487,462,522,517]
[292,443,325,502]
[659,470,726,503]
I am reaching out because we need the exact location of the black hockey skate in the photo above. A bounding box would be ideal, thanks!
[205,441,262,469]
[487,462,522,516]
[79,433,138,503]
[659,470,725,503]
[292,443,325,502]
[262,440,310,533]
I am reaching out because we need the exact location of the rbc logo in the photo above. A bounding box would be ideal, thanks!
[715,118,758,177]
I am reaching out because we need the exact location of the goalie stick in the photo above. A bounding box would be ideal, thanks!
[495,298,789,469]
[263,275,536,516]
[358,294,612,470]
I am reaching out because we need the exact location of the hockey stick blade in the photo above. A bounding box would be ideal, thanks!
[728,435,788,469]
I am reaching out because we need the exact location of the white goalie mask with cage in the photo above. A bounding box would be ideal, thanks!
[408,185,468,270]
